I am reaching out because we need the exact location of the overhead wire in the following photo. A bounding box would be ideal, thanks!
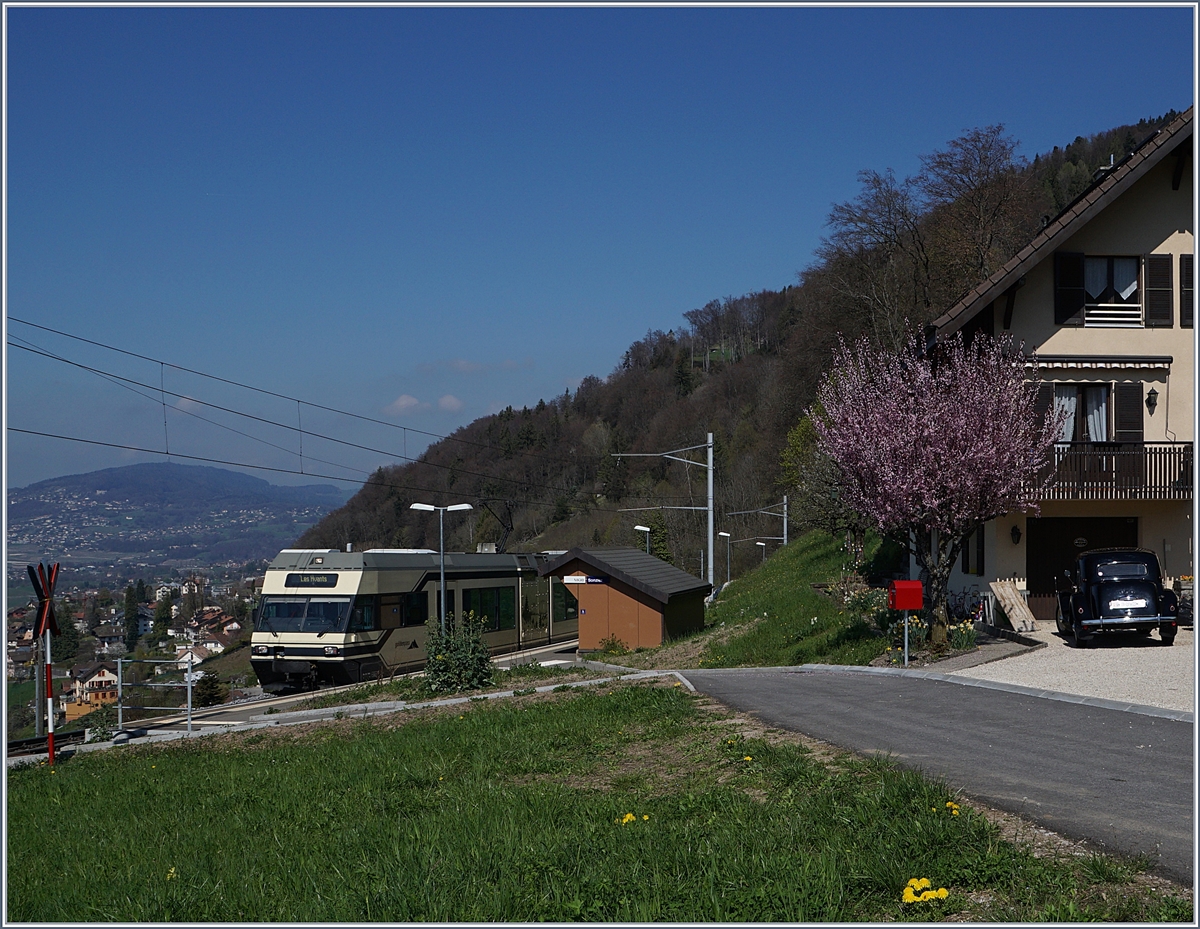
[8,315,591,472]
[8,335,704,507]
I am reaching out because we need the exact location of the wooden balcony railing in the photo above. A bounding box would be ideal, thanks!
[1041,442,1193,501]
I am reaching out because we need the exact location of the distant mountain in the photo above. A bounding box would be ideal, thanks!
[7,462,350,568]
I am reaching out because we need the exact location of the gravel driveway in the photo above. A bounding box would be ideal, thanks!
[952,625,1194,713]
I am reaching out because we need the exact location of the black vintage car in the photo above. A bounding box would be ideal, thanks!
[1056,548,1179,647]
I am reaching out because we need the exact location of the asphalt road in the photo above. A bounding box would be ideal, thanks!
[681,667,1194,884]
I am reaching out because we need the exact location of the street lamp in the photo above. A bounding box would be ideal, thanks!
[410,502,473,635]
[756,541,766,565]
[718,531,731,587]
[634,525,651,554]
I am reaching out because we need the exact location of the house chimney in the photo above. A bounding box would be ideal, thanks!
[346,543,353,552]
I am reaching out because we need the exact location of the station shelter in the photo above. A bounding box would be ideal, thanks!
[538,547,711,652]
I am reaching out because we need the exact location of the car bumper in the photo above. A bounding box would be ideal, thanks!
[1080,615,1177,631]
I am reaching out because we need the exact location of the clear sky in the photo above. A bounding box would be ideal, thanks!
[4,4,1195,491]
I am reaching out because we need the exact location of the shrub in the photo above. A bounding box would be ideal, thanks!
[194,673,230,707]
[424,611,493,694]
[597,634,629,656]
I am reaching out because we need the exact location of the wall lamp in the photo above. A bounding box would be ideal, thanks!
[1010,525,1022,545]
[1146,387,1158,414]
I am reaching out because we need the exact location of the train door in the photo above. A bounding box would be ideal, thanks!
[550,577,579,642]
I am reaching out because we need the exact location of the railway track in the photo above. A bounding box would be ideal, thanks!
[7,729,87,758]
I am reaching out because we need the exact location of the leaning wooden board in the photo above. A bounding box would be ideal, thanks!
[989,580,1037,632]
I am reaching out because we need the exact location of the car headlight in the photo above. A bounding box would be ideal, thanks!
[252,645,269,656]
[323,646,341,656]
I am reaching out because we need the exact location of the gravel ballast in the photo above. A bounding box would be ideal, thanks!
[950,625,1193,713]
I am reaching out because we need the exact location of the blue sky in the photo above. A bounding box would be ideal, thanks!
[4,5,1194,490]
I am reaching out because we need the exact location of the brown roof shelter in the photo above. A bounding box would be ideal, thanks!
[538,548,711,652]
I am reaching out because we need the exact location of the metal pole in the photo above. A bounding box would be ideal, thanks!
[44,629,55,766]
[117,658,124,732]
[783,495,788,546]
[34,638,44,739]
[904,611,909,668]
[707,433,714,588]
[726,536,731,586]
[186,654,193,735]
[439,508,447,636]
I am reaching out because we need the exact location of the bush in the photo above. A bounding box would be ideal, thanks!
[597,634,629,656]
[193,673,230,707]
[424,611,493,694]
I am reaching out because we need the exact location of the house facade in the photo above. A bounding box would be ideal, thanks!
[930,108,1193,619]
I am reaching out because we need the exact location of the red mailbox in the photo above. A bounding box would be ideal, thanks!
[888,580,923,611]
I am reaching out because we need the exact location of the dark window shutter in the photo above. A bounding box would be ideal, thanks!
[1054,252,1085,326]
[1034,382,1053,425]
[1113,383,1144,443]
[1144,254,1173,326]
[1181,253,1193,328]
[961,536,970,574]
[976,526,985,577]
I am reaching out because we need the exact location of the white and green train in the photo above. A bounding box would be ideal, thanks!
[251,548,580,692]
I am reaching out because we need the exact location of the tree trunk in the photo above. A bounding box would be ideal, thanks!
[913,528,963,647]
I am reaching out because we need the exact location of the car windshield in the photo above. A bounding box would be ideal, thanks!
[256,596,351,634]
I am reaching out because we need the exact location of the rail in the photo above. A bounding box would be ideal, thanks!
[1041,442,1193,501]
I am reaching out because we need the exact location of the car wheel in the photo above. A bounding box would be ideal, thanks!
[1073,620,1092,648]
[1055,603,1071,636]
[1161,633,1176,646]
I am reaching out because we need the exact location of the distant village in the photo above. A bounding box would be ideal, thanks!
[7,572,261,723]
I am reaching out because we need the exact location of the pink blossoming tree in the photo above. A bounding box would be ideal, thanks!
[811,333,1064,644]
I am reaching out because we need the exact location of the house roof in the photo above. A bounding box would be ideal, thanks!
[538,547,711,604]
[72,661,117,681]
[930,107,1194,341]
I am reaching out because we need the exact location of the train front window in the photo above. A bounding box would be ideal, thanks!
[256,596,352,633]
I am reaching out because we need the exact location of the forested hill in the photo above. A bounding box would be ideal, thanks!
[298,110,1182,580]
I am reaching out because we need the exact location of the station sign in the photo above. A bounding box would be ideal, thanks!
[285,572,339,588]
[562,575,608,584]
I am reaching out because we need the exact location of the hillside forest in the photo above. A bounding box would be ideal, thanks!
[298,111,1181,581]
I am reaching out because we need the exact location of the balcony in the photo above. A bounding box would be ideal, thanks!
[1042,442,1193,501]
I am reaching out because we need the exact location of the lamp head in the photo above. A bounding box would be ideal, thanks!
[410,503,436,512]
[634,525,651,533]
[719,531,730,538]
[446,503,473,512]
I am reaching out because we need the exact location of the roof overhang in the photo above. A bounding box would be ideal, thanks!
[930,109,1194,344]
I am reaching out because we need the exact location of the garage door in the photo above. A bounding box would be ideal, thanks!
[1026,516,1138,596]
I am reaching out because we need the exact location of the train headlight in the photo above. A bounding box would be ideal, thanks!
[252,645,269,656]
[323,646,341,656]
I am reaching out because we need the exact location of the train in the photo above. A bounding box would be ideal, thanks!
[250,548,580,693]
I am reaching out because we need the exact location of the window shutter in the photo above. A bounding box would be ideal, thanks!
[961,536,970,574]
[976,526,985,577]
[1054,252,1085,326]
[1113,383,1144,443]
[1033,382,1053,425]
[1144,254,1173,326]
[1181,253,1193,328]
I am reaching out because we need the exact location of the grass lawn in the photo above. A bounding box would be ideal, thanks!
[7,682,1190,922]
[615,530,892,671]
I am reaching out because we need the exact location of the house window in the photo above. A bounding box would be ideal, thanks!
[1052,384,1109,442]
[1045,382,1143,444]
[1054,253,1175,328]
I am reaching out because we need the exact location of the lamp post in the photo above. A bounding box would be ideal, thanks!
[756,541,766,565]
[719,531,731,587]
[410,502,473,635]
[634,525,651,554]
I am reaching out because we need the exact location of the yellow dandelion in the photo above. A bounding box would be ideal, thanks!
[952,809,959,816]
[166,867,177,881]
[743,755,753,761]
[937,888,948,899]
[643,814,649,821]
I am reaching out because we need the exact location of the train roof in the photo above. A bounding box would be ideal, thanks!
[267,549,549,571]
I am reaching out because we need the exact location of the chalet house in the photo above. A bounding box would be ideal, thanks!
[174,644,211,670]
[63,662,119,720]
[94,623,127,656]
[930,107,1193,619]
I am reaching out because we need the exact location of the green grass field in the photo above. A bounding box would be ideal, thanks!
[7,683,1189,922]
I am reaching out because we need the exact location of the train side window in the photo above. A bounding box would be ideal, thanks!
[400,592,428,627]
[348,595,379,633]
[379,595,402,630]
